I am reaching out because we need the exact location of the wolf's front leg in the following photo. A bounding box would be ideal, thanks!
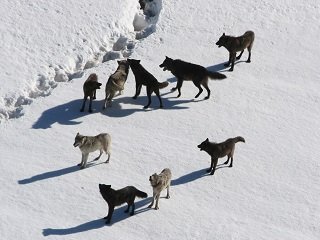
[81,153,89,169]
[154,193,160,210]
[210,158,218,175]
[166,185,170,199]
[105,206,114,224]
[206,158,214,173]
[148,192,155,208]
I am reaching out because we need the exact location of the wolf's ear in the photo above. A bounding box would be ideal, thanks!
[165,56,169,59]
[137,60,141,63]
[205,138,209,142]
[117,60,121,64]
[223,33,225,36]
[76,132,79,136]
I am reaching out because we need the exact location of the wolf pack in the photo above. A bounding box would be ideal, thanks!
[73,30,254,224]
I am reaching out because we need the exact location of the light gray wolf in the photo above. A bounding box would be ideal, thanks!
[73,132,111,169]
[127,58,169,109]
[216,31,255,71]
[148,168,172,210]
[159,56,226,99]
[80,73,102,113]
[99,184,148,224]
[197,136,245,175]
[103,60,130,109]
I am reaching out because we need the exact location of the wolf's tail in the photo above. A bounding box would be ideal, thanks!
[158,81,169,89]
[234,136,245,143]
[207,71,227,80]
[136,189,148,198]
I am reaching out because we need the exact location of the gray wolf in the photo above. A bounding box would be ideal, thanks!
[127,58,169,109]
[73,132,111,169]
[159,56,226,99]
[99,184,148,224]
[103,60,130,109]
[148,168,172,210]
[80,73,102,113]
[216,31,255,71]
[197,136,245,175]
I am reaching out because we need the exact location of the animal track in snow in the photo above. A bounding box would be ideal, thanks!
[0,0,162,122]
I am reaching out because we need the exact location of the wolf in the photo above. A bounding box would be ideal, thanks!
[80,73,102,113]
[148,168,172,210]
[73,132,111,169]
[103,60,130,109]
[99,184,148,224]
[197,136,245,175]
[127,58,169,109]
[216,31,255,71]
[159,56,226,99]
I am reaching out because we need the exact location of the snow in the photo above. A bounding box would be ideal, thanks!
[1,0,320,239]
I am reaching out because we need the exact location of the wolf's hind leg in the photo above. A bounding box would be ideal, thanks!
[94,149,103,161]
[144,88,152,109]
[236,50,244,60]
[166,185,170,199]
[155,89,163,108]
[80,96,87,112]
[224,156,230,165]
[246,48,252,63]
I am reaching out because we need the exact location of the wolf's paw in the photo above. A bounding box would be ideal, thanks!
[210,171,215,175]
[228,68,234,72]
[206,169,211,173]
[132,96,137,99]
[155,206,159,210]
[105,220,111,224]
[130,212,134,216]
[204,96,210,100]
[166,196,170,199]
[80,166,85,170]
[143,105,149,109]
[246,60,251,63]
[171,87,177,92]
[229,164,233,168]
[148,204,153,208]
[77,163,82,166]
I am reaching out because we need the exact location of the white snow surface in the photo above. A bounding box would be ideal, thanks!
[1,0,320,239]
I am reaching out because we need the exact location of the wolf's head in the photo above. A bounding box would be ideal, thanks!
[197,138,210,151]
[99,184,113,201]
[127,58,141,67]
[159,56,173,71]
[73,133,85,147]
[149,173,160,187]
[216,33,227,48]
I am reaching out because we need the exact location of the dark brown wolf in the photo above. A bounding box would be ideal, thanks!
[216,31,255,71]
[99,184,148,224]
[159,56,226,99]
[103,60,130,109]
[197,136,245,175]
[127,58,169,109]
[80,73,102,113]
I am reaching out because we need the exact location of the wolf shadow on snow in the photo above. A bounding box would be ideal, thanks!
[18,160,104,185]
[42,197,152,236]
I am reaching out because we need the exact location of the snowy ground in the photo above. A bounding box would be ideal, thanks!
[1,0,320,239]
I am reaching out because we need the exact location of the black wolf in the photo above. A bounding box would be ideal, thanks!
[216,31,255,71]
[197,136,245,175]
[99,184,148,224]
[127,58,169,109]
[159,56,226,99]
[80,73,102,113]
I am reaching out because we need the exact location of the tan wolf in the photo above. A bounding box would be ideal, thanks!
[127,58,169,109]
[216,31,255,71]
[197,136,245,175]
[148,168,172,210]
[99,184,148,224]
[103,60,130,109]
[159,56,226,99]
[73,132,111,169]
[80,73,102,113]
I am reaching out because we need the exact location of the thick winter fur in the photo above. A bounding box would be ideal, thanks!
[216,31,255,71]
[148,168,172,210]
[80,73,102,112]
[99,184,148,224]
[197,136,245,175]
[103,60,130,109]
[159,56,226,99]
[73,132,111,169]
[127,58,169,109]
